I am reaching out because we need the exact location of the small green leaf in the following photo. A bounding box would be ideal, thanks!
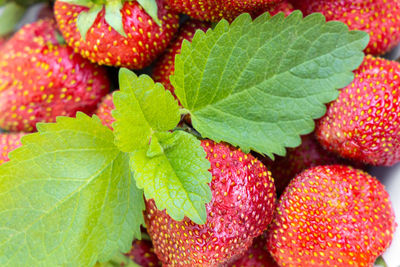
[98,252,142,267]
[171,11,369,158]
[77,5,102,40]
[0,2,25,36]
[137,0,161,26]
[59,0,91,6]
[105,0,127,37]
[374,256,388,267]
[131,131,212,224]
[112,68,180,152]
[0,113,144,266]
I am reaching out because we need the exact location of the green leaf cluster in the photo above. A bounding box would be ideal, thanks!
[0,11,368,266]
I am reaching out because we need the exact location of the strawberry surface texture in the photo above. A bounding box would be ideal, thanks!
[96,93,115,130]
[165,0,280,22]
[292,0,400,55]
[124,239,161,267]
[54,0,180,68]
[144,140,276,266]
[0,133,25,164]
[316,55,400,166]
[0,19,109,132]
[267,165,396,267]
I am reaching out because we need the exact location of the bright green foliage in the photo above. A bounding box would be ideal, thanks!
[113,69,211,224]
[131,131,212,224]
[112,69,180,152]
[0,2,26,36]
[172,11,369,158]
[0,113,144,266]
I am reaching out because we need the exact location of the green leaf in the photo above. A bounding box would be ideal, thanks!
[98,252,142,267]
[59,0,91,6]
[0,3,25,36]
[112,68,180,153]
[137,0,161,26]
[130,131,212,224]
[0,113,144,266]
[105,0,127,37]
[374,256,388,267]
[171,11,369,158]
[77,5,102,40]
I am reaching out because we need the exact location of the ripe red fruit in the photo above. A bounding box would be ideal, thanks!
[152,20,210,100]
[95,93,115,130]
[261,134,348,195]
[267,165,396,267]
[267,1,294,17]
[0,133,25,164]
[0,19,109,132]
[54,0,179,69]
[227,234,278,267]
[316,55,400,166]
[145,140,276,266]
[292,0,400,55]
[124,239,161,267]
[165,0,280,22]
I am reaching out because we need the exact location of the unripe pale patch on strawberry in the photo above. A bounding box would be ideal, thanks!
[267,165,396,267]
[145,140,276,266]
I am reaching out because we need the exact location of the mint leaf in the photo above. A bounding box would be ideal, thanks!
[0,113,144,266]
[112,69,180,152]
[171,11,369,158]
[131,131,212,224]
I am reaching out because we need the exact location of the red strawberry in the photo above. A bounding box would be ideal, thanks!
[0,19,109,132]
[165,0,281,22]
[95,93,115,130]
[227,234,278,267]
[267,165,396,267]
[0,133,25,164]
[54,0,179,69]
[144,140,276,266]
[292,0,400,55]
[152,20,210,100]
[316,55,400,166]
[124,239,161,267]
[261,134,360,195]
[267,1,294,17]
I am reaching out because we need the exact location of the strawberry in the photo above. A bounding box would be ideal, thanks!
[144,140,276,266]
[95,93,115,130]
[292,0,400,55]
[165,0,281,22]
[267,165,396,267]
[0,133,25,164]
[267,1,294,17]
[227,234,278,267]
[152,20,210,100]
[316,55,400,166]
[54,0,179,69]
[261,134,347,195]
[0,19,109,132]
[124,239,161,267]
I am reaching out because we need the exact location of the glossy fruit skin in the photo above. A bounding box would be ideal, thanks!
[0,19,109,132]
[261,134,348,195]
[292,0,400,55]
[267,1,294,16]
[145,140,276,266]
[227,234,278,267]
[0,133,25,164]
[316,56,400,166]
[54,0,180,69]
[267,165,396,267]
[152,20,210,100]
[124,239,161,267]
[95,93,115,130]
[165,0,280,22]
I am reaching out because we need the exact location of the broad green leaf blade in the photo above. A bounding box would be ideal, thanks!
[77,5,102,40]
[0,113,144,266]
[112,68,180,152]
[137,0,161,26]
[172,11,369,158]
[0,3,25,36]
[105,0,127,37]
[131,131,212,224]
[60,0,91,6]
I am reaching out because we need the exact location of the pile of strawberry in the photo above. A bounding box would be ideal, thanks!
[0,0,399,266]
